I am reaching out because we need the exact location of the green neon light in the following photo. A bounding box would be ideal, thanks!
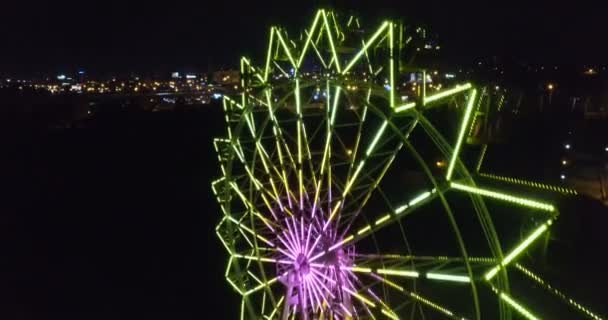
[342,22,389,74]
[451,182,556,212]
[485,220,551,280]
[375,214,391,226]
[330,86,341,126]
[515,264,604,320]
[426,272,470,283]
[349,266,372,273]
[409,191,431,206]
[244,276,279,296]
[326,200,343,225]
[479,172,578,195]
[410,292,454,316]
[234,254,278,264]
[500,292,540,320]
[382,308,399,320]
[366,120,388,156]
[304,29,328,68]
[275,29,297,68]
[321,10,341,72]
[446,88,477,180]
[347,290,376,308]
[395,204,408,214]
[343,160,365,196]
[377,269,419,278]
[298,10,322,67]
[423,83,472,105]
[240,298,245,320]
[476,144,488,172]
[357,225,372,235]
[346,15,354,27]
[389,22,395,108]
[394,102,416,113]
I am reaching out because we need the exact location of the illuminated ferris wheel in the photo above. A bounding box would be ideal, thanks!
[211,9,603,320]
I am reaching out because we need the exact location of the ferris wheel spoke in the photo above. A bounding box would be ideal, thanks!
[229,181,281,229]
[484,218,553,281]
[226,215,275,248]
[513,263,603,320]
[362,271,464,319]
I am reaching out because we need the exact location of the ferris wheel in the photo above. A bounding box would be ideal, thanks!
[211,9,603,320]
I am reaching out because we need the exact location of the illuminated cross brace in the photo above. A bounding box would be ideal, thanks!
[451,182,556,212]
[485,219,553,281]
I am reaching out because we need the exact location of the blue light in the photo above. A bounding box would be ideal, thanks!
[57,74,66,80]
[78,70,85,75]
[213,93,223,100]
[384,84,391,91]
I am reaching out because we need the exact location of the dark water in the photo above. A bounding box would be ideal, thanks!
[2,103,606,319]
[2,108,241,319]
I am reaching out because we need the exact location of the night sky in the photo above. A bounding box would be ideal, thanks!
[1,0,606,75]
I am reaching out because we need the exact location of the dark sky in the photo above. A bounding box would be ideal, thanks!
[0,0,605,75]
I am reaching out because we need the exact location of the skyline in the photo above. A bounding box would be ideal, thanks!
[1,1,606,75]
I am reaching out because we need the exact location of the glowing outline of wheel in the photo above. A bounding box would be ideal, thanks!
[211,9,604,320]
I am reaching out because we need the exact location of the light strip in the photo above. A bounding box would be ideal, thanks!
[297,10,322,67]
[342,22,389,74]
[408,191,431,206]
[485,220,551,280]
[451,182,556,212]
[366,120,388,156]
[322,10,341,72]
[394,102,416,113]
[446,88,477,180]
[426,272,470,283]
[377,269,419,278]
[500,292,540,320]
[423,83,472,105]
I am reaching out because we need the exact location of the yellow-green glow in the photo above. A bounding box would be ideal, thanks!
[394,102,416,113]
[375,214,391,226]
[322,10,341,72]
[451,182,556,212]
[244,276,279,296]
[410,292,454,316]
[485,220,551,281]
[349,266,372,273]
[342,22,389,74]
[515,264,604,320]
[326,200,343,226]
[395,204,408,214]
[346,290,376,308]
[377,269,419,278]
[366,120,388,156]
[446,88,477,181]
[240,298,245,320]
[423,83,472,105]
[479,172,578,195]
[382,308,400,320]
[476,144,488,172]
[343,160,365,197]
[409,191,431,206]
[426,272,470,283]
[357,225,372,235]
[298,10,323,67]
[234,254,278,264]
[500,292,540,320]
[389,22,395,108]
[275,29,297,67]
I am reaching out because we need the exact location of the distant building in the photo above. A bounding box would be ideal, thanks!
[212,70,240,85]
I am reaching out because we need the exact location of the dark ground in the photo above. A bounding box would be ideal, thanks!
[2,109,240,319]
